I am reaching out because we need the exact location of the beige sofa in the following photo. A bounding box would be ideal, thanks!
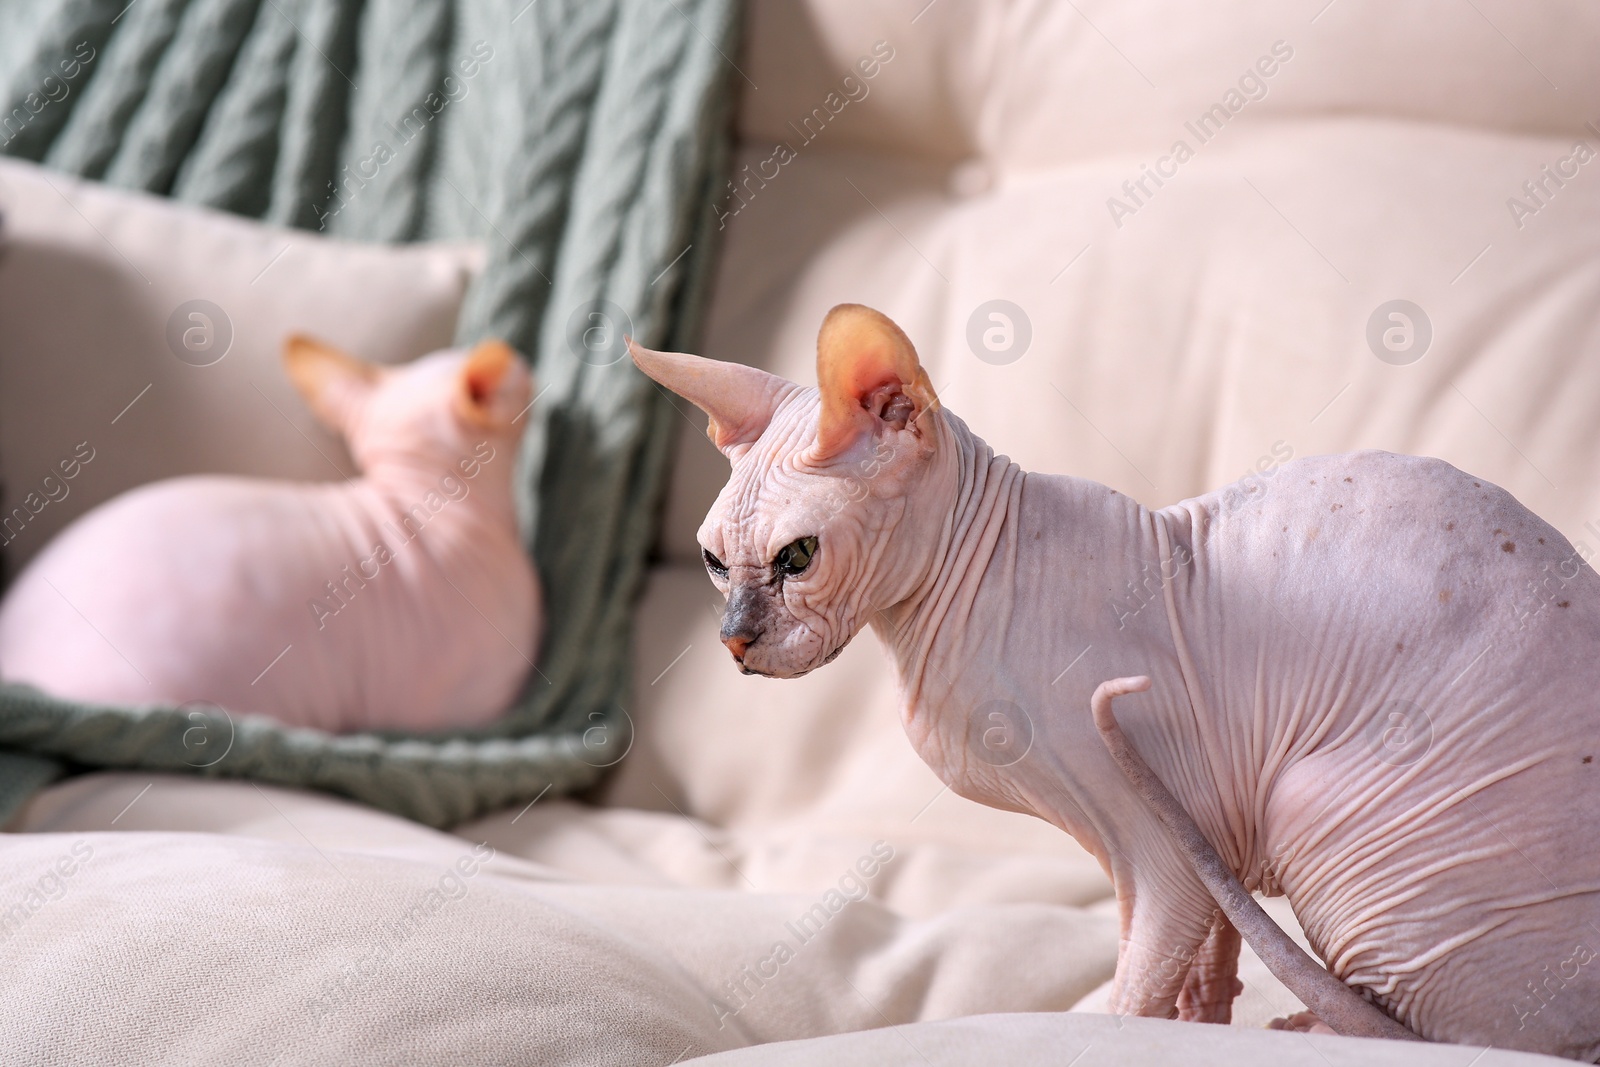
[6,1,1598,1063]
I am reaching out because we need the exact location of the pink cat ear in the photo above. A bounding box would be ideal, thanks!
[628,339,795,457]
[454,339,529,427]
[811,304,939,462]
[283,334,382,431]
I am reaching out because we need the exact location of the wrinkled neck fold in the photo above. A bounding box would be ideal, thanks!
[871,412,1024,712]
[357,434,521,530]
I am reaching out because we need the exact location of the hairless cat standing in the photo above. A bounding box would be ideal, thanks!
[631,304,1600,1060]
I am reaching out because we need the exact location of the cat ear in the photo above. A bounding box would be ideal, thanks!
[628,339,794,458]
[283,335,382,431]
[454,339,530,428]
[811,304,939,462]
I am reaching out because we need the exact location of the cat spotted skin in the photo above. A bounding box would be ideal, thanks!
[631,305,1600,1060]
[0,337,540,734]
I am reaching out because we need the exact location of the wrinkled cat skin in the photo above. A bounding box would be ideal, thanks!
[632,305,1600,1060]
[0,337,540,733]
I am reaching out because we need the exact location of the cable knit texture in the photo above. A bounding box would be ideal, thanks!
[0,0,737,827]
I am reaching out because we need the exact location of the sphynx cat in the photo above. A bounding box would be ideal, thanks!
[630,305,1600,1060]
[0,337,540,734]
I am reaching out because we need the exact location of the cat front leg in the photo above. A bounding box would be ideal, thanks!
[1176,911,1242,1023]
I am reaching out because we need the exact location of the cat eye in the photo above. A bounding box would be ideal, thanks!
[702,548,728,578]
[775,536,818,577]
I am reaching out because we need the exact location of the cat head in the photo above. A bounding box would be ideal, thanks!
[283,336,531,471]
[632,304,954,678]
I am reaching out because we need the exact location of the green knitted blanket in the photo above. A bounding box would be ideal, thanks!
[0,0,737,827]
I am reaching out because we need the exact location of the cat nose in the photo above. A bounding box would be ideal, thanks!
[720,616,762,662]
[723,630,758,662]
[720,588,763,662]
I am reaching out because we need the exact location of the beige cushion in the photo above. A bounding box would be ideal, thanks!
[8,778,1117,1063]
[0,157,482,579]
[675,1011,1554,1067]
[739,0,1599,165]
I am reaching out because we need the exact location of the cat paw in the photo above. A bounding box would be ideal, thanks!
[1267,1011,1335,1035]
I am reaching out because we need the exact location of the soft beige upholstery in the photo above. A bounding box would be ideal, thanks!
[11,776,1119,1062]
[7,2,1597,1063]
[679,1012,1554,1067]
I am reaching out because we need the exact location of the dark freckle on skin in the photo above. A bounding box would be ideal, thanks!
[1473,482,1481,488]
[1445,522,1455,531]
[1585,756,1593,764]
[1439,589,1452,604]
[1282,526,1289,532]
[1538,537,1546,544]
[1331,504,1342,512]
[1395,641,1404,652]
[1494,529,1504,536]
[1502,541,1515,553]
[1344,477,1353,483]
[1559,600,1571,608]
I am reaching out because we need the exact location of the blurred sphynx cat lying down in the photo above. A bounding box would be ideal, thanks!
[0,337,540,733]
[630,304,1600,1060]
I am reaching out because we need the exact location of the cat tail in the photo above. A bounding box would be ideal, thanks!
[1090,676,1423,1043]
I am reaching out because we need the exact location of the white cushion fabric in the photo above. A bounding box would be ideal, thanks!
[8,777,1118,1064]
[0,156,482,578]
[739,0,1600,166]
[675,1011,1554,1067]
